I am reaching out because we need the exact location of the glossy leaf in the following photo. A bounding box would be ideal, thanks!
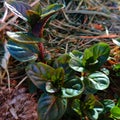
[102,99,115,112]
[82,42,110,71]
[62,77,84,98]
[54,54,71,68]
[46,82,58,93]
[7,41,38,62]
[52,67,64,83]
[69,50,83,59]
[5,1,31,21]
[26,10,41,29]
[46,67,64,93]
[7,31,44,44]
[111,106,120,119]
[26,62,55,89]
[72,95,104,120]
[112,38,120,46]
[87,72,110,90]
[72,99,82,116]
[89,101,104,120]
[54,54,75,79]
[38,94,67,120]
[26,62,65,91]
[41,3,64,19]
[88,109,99,120]
[82,48,94,66]
[69,51,84,72]
[69,58,84,72]
[32,2,42,15]
[32,3,64,37]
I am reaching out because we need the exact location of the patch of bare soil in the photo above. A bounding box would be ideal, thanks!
[0,86,38,120]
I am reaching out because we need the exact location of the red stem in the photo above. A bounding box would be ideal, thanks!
[38,42,45,62]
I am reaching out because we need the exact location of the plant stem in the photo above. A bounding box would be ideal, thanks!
[38,42,45,62]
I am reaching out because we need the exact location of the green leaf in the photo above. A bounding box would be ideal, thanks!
[32,3,64,37]
[32,2,42,15]
[117,99,120,107]
[82,48,94,66]
[82,42,110,71]
[5,1,31,21]
[62,77,84,98]
[69,50,84,72]
[69,50,83,59]
[93,100,104,114]
[113,64,120,71]
[88,109,99,120]
[54,54,71,68]
[54,54,74,78]
[102,99,115,112]
[69,58,84,72]
[52,67,64,83]
[72,99,82,116]
[72,95,104,120]
[26,62,65,92]
[111,106,120,119]
[46,67,65,93]
[26,62,55,89]
[38,94,67,120]
[7,31,44,44]
[46,82,58,93]
[26,10,41,29]
[87,72,110,90]
[7,41,38,62]
[113,64,120,76]
[41,3,64,19]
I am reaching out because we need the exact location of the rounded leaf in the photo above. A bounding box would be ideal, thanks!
[102,99,115,112]
[69,58,84,72]
[88,72,110,90]
[111,106,120,119]
[82,42,110,71]
[38,94,67,120]
[26,62,55,89]
[69,50,84,72]
[46,82,58,93]
[62,78,84,98]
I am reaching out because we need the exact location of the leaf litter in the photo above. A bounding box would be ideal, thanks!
[0,0,120,120]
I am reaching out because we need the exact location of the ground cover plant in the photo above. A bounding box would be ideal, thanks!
[0,0,120,120]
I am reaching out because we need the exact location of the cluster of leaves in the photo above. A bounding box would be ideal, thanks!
[1,0,120,120]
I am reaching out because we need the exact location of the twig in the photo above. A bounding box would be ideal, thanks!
[80,34,119,39]
[65,43,68,54]
[76,0,84,10]
[65,10,111,18]
[30,0,40,7]
[15,76,28,89]
[6,69,10,91]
